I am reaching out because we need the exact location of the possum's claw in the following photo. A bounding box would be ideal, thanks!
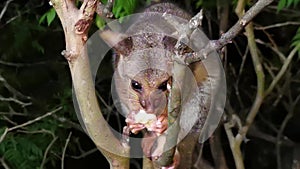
[147,113,168,135]
[125,116,145,134]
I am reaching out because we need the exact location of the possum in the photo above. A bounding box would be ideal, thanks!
[103,2,211,168]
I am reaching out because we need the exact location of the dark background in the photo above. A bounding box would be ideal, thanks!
[0,0,300,168]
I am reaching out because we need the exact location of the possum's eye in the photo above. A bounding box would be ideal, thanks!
[158,80,168,91]
[131,80,142,91]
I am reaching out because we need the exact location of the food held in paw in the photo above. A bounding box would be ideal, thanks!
[134,110,157,130]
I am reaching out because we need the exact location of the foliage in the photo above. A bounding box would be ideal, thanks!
[0,0,80,168]
[39,8,56,26]
[1,130,45,169]
[291,27,300,57]
[277,0,300,11]
[112,0,138,19]
[95,15,106,29]
[95,0,143,29]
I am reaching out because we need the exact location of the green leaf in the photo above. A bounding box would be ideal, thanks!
[112,0,137,19]
[287,0,294,7]
[113,5,123,18]
[291,27,300,59]
[277,0,286,12]
[291,40,300,47]
[46,8,56,26]
[39,8,56,26]
[39,14,46,25]
[277,0,300,11]
[196,0,203,8]
[95,15,106,29]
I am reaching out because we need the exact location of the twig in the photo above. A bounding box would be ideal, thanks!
[225,1,266,169]
[68,148,98,159]
[263,62,282,104]
[248,125,294,146]
[224,122,244,169]
[96,0,114,18]
[41,137,58,169]
[233,21,265,167]
[162,9,203,56]
[255,21,300,30]
[0,74,31,99]
[261,28,280,53]
[0,1,44,28]
[52,114,84,132]
[266,5,300,16]
[0,157,10,169]
[0,96,32,107]
[0,112,26,116]
[2,115,17,125]
[0,107,61,147]
[17,129,56,138]
[265,46,299,96]
[237,46,249,79]
[255,39,286,62]
[185,0,274,64]
[0,0,14,21]
[95,91,122,133]
[276,95,300,169]
[264,62,291,107]
[8,107,62,132]
[62,132,72,169]
[0,128,8,144]
[0,60,49,68]
[235,46,249,109]
[235,22,265,145]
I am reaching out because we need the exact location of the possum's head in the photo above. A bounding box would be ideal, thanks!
[111,33,177,116]
[114,52,173,116]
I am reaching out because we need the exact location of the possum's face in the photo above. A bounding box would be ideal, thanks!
[127,69,171,116]
[114,53,172,115]
[112,34,175,117]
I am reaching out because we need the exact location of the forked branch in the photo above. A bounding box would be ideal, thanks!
[50,0,130,168]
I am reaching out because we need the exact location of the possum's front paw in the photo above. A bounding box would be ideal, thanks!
[126,109,168,135]
[147,113,168,135]
[125,110,157,134]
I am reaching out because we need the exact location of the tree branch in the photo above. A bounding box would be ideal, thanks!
[225,0,267,169]
[62,132,72,169]
[0,0,14,21]
[50,0,130,168]
[255,21,300,30]
[41,136,58,169]
[185,0,274,64]
[276,94,300,169]
[265,46,299,96]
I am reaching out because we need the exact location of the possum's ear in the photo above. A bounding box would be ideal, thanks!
[162,36,177,52]
[99,30,133,68]
[114,36,133,56]
[99,30,133,56]
[162,36,193,54]
[113,37,133,69]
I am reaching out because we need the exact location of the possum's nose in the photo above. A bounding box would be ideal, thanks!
[140,91,167,115]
